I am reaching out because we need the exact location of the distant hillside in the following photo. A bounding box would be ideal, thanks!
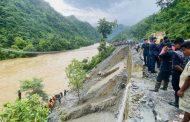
[113,0,190,41]
[0,0,100,53]
[107,24,125,41]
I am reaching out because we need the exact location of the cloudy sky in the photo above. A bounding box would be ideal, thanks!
[44,0,160,26]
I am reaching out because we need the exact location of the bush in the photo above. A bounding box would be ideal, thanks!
[0,94,49,122]
[20,78,48,101]
[83,45,115,71]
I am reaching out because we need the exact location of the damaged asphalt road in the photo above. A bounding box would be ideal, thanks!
[127,51,184,122]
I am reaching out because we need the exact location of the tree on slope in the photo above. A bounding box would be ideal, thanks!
[66,59,86,101]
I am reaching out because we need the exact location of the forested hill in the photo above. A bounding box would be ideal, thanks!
[107,24,125,40]
[113,0,190,41]
[0,0,100,52]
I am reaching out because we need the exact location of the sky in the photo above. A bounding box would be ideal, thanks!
[44,0,160,26]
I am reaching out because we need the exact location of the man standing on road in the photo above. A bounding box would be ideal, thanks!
[141,39,149,66]
[149,37,159,73]
[169,38,184,107]
[177,41,190,122]
[150,42,173,92]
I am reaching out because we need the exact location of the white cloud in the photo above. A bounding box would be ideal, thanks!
[44,0,159,26]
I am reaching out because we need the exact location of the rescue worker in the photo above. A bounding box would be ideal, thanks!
[141,38,149,66]
[149,37,159,73]
[150,42,173,92]
[169,38,185,107]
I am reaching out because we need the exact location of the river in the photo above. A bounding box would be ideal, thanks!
[0,44,99,108]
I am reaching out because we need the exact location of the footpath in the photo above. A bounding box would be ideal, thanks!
[127,51,184,122]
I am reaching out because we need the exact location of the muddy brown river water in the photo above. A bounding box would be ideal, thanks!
[0,44,99,108]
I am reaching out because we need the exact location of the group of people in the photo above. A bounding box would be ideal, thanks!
[48,90,68,110]
[141,37,190,122]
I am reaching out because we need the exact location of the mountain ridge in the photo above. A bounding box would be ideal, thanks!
[0,0,100,52]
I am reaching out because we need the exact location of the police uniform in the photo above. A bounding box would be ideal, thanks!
[157,50,173,83]
[150,49,173,92]
[141,43,149,66]
[148,42,159,72]
[171,50,190,107]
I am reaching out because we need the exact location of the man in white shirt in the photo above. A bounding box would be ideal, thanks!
[178,41,190,122]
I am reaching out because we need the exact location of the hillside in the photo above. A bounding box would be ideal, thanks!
[107,24,125,41]
[113,0,190,41]
[0,0,100,53]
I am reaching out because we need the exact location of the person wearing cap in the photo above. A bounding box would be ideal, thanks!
[150,42,173,92]
[141,38,149,66]
[148,37,159,73]
[159,36,170,52]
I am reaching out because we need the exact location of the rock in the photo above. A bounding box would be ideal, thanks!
[101,67,120,77]
[147,99,154,108]
[97,71,102,76]
[122,74,128,81]
[85,75,91,80]
[119,83,126,89]
[139,97,147,104]
[131,84,139,89]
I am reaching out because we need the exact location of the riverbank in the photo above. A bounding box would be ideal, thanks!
[0,44,99,108]
[47,48,185,122]
[48,45,130,122]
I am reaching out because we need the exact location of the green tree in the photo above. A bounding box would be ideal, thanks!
[97,18,117,39]
[66,59,86,101]
[13,37,27,50]
[49,36,64,51]
[0,94,49,122]
[20,78,48,101]
[38,39,50,51]
[97,18,117,54]
[98,39,107,52]
[82,19,116,72]
[23,43,35,51]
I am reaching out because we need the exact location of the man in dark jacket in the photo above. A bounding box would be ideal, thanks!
[169,38,190,107]
[159,36,170,52]
[149,37,159,73]
[141,39,149,66]
[150,42,173,92]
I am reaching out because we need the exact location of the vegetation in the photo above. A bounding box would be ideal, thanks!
[65,19,116,102]
[0,94,49,122]
[113,0,190,41]
[83,46,115,71]
[97,18,116,53]
[107,24,126,41]
[97,18,117,39]
[83,18,116,71]
[61,112,70,121]
[0,0,100,60]
[66,59,86,100]
[20,78,48,101]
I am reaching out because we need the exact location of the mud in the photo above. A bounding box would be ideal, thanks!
[0,44,98,108]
